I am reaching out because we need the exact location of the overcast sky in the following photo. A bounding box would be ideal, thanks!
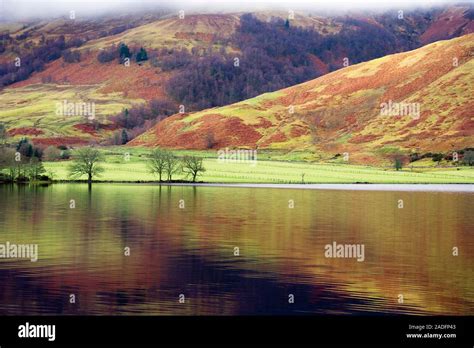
[0,0,465,20]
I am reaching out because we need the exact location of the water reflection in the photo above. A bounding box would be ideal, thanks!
[0,184,472,315]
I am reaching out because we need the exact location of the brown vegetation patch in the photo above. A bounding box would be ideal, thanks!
[195,115,262,148]
[255,117,273,129]
[131,114,262,149]
[456,118,474,133]
[32,137,90,146]
[411,131,435,140]
[344,114,357,126]
[260,131,288,147]
[73,123,98,135]
[7,127,44,136]
[405,117,424,128]
[308,54,329,75]
[12,52,172,101]
[290,125,310,137]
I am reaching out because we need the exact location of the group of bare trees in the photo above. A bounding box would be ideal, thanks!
[147,149,205,182]
[0,130,49,182]
[0,146,47,182]
[66,147,205,185]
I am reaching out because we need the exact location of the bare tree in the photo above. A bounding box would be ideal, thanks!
[0,147,30,182]
[164,152,180,182]
[182,156,206,182]
[68,147,104,185]
[26,157,46,180]
[0,147,16,180]
[147,148,167,181]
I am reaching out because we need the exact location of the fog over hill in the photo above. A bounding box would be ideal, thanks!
[0,0,465,20]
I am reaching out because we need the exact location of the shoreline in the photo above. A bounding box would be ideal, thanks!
[2,181,473,192]
[135,182,474,192]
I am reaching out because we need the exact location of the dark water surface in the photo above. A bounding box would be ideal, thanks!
[0,184,472,315]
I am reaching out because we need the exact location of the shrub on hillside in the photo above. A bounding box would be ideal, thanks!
[462,150,474,166]
[152,48,193,71]
[43,146,61,161]
[432,153,444,163]
[63,49,81,63]
[97,46,118,63]
[111,99,175,130]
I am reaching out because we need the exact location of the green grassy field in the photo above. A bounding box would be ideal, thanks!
[0,84,142,139]
[43,147,474,184]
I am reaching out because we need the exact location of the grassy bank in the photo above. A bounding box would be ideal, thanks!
[42,147,474,184]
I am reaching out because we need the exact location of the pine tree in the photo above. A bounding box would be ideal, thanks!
[123,109,129,128]
[136,47,148,62]
[118,43,131,63]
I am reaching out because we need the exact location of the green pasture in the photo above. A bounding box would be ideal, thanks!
[43,147,474,184]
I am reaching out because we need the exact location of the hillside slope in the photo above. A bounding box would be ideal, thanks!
[421,5,474,44]
[0,12,404,144]
[1,9,473,147]
[130,34,474,164]
[80,14,241,51]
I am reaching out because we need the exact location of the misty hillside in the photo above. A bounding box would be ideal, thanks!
[0,5,473,148]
